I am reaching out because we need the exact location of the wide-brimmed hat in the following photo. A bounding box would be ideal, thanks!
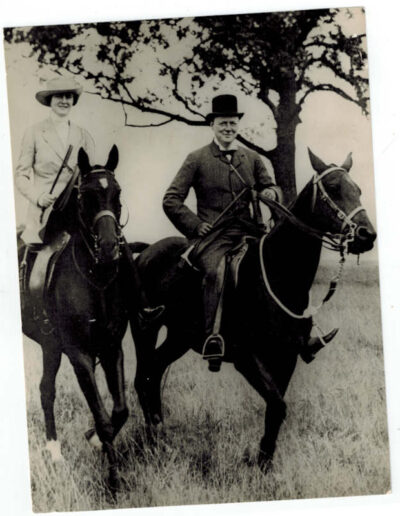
[35,78,83,106]
[206,94,244,123]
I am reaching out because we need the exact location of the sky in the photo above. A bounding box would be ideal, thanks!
[1,2,400,516]
[3,7,377,260]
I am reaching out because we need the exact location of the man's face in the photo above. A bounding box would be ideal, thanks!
[211,116,240,147]
[50,92,74,117]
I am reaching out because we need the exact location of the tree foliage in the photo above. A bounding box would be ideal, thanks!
[4,8,369,200]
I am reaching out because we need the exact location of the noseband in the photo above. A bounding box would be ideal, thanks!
[77,168,123,263]
[311,166,366,245]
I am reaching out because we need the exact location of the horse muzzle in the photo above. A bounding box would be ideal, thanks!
[348,224,376,254]
[94,214,121,263]
[97,238,121,263]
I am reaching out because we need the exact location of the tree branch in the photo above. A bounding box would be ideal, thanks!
[258,83,278,119]
[236,134,273,159]
[121,101,173,128]
[318,52,368,86]
[124,118,174,129]
[158,60,203,117]
[118,82,206,125]
[298,83,362,108]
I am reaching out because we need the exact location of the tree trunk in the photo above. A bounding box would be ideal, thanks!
[270,119,298,204]
[266,79,300,205]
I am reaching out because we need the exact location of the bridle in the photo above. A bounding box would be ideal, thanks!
[76,168,124,264]
[258,166,368,321]
[311,166,366,250]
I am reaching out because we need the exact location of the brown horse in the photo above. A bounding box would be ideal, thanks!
[18,145,134,491]
[132,149,376,472]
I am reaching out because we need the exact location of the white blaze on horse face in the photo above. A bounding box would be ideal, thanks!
[99,178,108,189]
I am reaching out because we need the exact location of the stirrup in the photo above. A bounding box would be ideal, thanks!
[202,334,225,359]
[138,304,165,329]
[202,333,225,372]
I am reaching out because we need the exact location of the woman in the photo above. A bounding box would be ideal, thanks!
[16,77,94,244]
[17,77,163,326]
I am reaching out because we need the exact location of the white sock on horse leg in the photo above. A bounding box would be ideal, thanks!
[45,439,63,462]
[87,431,102,450]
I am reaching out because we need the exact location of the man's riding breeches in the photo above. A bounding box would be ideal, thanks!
[190,221,249,336]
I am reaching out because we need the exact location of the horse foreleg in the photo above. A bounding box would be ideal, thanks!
[133,327,161,426]
[234,352,287,472]
[99,346,128,439]
[40,340,62,462]
[67,350,118,490]
[68,351,114,440]
[135,330,189,428]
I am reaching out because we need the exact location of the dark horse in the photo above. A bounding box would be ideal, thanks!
[18,145,133,490]
[132,149,376,471]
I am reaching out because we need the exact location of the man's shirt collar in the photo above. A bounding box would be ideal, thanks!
[213,138,239,152]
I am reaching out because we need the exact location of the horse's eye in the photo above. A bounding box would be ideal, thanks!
[327,182,341,195]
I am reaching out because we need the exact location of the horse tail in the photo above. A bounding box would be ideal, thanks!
[128,241,149,255]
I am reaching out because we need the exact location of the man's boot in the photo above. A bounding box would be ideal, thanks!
[202,257,228,372]
[299,327,339,363]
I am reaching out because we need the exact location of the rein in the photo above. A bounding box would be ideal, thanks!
[257,166,365,320]
[73,169,123,288]
[71,235,119,291]
[227,161,359,252]
[259,233,346,320]
[257,194,343,251]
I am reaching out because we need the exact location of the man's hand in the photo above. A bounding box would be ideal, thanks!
[260,188,277,200]
[37,192,57,208]
[196,222,213,236]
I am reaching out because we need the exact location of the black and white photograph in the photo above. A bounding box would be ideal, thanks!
[0,1,399,515]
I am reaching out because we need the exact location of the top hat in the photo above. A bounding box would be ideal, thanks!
[206,94,244,123]
[35,77,83,106]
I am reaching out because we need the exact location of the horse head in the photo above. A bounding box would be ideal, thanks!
[307,149,376,255]
[77,145,122,263]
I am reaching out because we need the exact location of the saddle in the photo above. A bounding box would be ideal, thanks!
[226,236,254,287]
[181,235,252,287]
[19,232,70,330]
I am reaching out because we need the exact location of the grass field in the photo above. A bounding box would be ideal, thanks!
[21,259,390,512]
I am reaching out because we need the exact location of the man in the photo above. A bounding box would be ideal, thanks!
[163,94,281,370]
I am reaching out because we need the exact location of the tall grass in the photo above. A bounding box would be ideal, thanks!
[22,261,390,512]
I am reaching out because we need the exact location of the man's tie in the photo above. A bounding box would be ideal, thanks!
[221,150,235,161]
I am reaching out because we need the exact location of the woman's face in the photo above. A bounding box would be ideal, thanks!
[50,92,74,117]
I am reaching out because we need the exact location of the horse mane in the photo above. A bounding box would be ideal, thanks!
[266,177,314,240]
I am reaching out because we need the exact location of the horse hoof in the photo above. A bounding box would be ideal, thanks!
[242,447,256,467]
[151,413,163,426]
[106,469,119,501]
[45,439,64,463]
[146,420,163,442]
[257,451,273,474]
[85,428,102,450]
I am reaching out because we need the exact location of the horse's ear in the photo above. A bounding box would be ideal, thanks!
[308,148,328,175]
[105,145,119,172]
[78,147,91,175]
[341,152,353,172]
